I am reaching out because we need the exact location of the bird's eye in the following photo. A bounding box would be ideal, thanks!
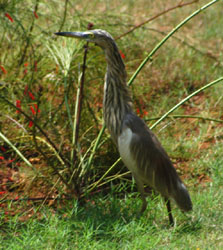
[88,33,94,39]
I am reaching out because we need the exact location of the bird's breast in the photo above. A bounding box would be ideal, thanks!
[118,127,137,173]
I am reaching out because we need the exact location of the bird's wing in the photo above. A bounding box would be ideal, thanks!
[121,113,179,194]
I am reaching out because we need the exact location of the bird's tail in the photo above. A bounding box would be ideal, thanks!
[172,181,192,212]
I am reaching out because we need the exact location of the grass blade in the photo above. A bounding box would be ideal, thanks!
[0,131,33,168]
[150,77,223,129]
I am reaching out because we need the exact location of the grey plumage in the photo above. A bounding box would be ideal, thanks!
[55,29,192,225]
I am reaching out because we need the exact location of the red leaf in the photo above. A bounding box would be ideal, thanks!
[87,22,94,30]
[0,156,5,160]
[96,102,102,108]
[0,65,7,74]
[30,105,36,115]
[0,191,7,195]
[8,159,15,164]
[120,50,125,59]
[16,100,21,107]
[5,13,14,23]
[0,146,6,152]
[33,11,39,19]
[34,104,40,113]
[24,62,29,67]
[28,91,35,100]
[8,177,13,182]
[16,100,21,113]
[29,121,33,127]
[23,68,28,75]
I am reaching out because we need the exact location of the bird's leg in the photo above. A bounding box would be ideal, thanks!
[133,175,147,214]
[164,197,174,226]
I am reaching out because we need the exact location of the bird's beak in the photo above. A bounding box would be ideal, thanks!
[55,31,90,40]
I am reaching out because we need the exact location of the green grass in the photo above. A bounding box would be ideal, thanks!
[0,0,223,248]
[1,157,223,249]
[1,142,223,249]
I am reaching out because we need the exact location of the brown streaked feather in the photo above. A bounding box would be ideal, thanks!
[122,112,192,211]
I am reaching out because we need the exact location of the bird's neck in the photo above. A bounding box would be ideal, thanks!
[103,45,133,143]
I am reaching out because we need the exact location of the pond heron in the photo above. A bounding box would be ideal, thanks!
[55,29,192,225]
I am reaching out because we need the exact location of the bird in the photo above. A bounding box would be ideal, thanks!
[55,29,192,225]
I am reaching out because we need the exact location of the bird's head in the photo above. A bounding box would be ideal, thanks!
[55,29,114,50]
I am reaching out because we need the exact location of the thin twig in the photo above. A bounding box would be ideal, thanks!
[147,27,220,63]
[0,95,70,168]
[72,24,94,152]
[1,99,72,189]
[128,0,220,86]
[0,131,33,168]
[58,0,69,32]
[145,114,223,123]
[85,99,99,129]
[19,0,40,66]
[116,0,199,40]
[5,115,28,133]
[150,76,223,129]
[0,196,73,203]
[74,43,89,145]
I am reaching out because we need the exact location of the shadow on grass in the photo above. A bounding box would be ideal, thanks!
[0,194,201,243]
[61,194,201,240]
[173,217,202,235]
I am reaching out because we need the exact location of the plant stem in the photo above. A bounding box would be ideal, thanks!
[150,76,223,129]
[58,0,69,32]
[116,0,199,40]
[0,131,33,168]
[145,114,223,123]
[0,95,69,167]
[128,0,219,87]
[71,43,89,165]
[74,43,89,145]
[64,76,73,128]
